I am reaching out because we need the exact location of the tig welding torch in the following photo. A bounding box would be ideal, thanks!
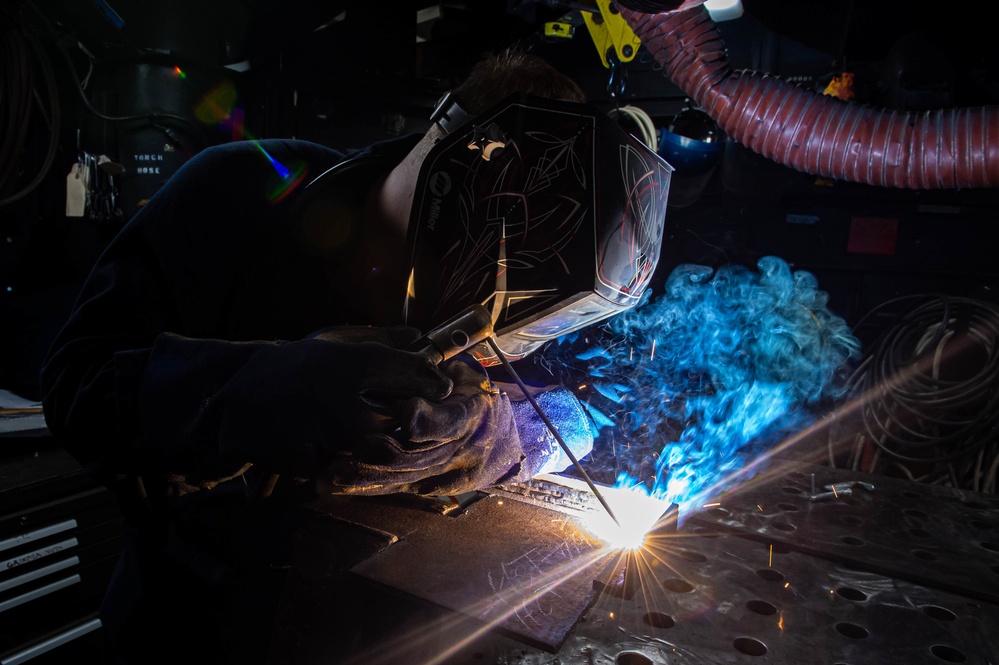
[413,305,619,527]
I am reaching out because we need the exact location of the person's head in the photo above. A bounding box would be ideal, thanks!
[450,48,586,115]
[373,49,586,238]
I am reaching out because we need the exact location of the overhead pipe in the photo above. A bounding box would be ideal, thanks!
[616,0,999,189]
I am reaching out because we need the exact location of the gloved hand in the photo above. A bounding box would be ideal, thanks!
[320,356,523,495]
[508,386,596,477]
[137,327,455,483]
[307,325,454,428]
[319,358,595,496]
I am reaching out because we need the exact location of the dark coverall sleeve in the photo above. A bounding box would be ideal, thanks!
[40,139,348,485]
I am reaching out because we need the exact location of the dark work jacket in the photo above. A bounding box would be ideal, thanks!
[39,134,422,664]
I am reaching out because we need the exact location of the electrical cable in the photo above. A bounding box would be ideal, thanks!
[844,294,999,491]
[609,104,658,149]
[22,0,207,146]
[0,2,61,206]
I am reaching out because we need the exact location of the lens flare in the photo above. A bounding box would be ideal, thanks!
[190,80,305,200]
[246,141,307,202]
[195,81,238,126]
[192,81,247,141]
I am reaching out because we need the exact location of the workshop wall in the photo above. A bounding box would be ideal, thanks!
[3,0,998,395]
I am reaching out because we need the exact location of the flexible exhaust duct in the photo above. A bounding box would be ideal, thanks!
[617,1,999,189]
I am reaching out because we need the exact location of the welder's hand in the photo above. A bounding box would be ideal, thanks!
[307,325,421,348]
[319,356,531,496]
[210,326,454,476]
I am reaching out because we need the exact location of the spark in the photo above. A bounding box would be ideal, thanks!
[769,544,773,567]
[778,612,784,631]
[831,485,839,498]
[784,582,790,588]
[650,338,657,360]
[173,65,186,79]
[757,504,763,511]
[702,502,721,508]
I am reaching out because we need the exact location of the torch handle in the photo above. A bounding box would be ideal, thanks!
[409,305,494,364]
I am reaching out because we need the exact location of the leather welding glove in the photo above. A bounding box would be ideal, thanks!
[304,324,456,431]
[318,356,595,496]
[137,327,454,486]
[507,385,596,477]
[320,356,523,495]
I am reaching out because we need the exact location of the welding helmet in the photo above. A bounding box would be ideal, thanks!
[404,92,673,366]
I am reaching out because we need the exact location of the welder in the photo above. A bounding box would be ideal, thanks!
[40,48,670,665]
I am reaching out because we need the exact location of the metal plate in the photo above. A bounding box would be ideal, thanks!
[315,494,615,652]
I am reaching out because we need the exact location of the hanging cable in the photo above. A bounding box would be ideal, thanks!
[0,1,61,206]
[608,105,658,150]
[22,0,207,146]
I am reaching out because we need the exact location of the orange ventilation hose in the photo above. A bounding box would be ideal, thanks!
[620,4,999,189]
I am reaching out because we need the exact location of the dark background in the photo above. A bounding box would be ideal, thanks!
[3,3,998,661]
[3,0,998,399]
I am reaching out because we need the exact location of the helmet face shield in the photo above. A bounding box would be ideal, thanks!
[404,94,673,365]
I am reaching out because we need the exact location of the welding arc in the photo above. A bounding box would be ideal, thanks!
[485,336,620,527]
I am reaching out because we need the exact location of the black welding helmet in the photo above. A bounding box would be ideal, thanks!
[404,92,673,366]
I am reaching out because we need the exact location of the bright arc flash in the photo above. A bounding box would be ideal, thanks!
[529,474,672,549]
[585,486,668,549]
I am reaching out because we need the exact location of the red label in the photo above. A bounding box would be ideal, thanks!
[847,217,899,255]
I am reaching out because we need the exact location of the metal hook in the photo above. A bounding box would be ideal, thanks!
[606,50,628,102]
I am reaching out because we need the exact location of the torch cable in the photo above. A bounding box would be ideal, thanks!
[485,336,621,527]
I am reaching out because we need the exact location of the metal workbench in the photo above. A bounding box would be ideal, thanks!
[269,459,999,664]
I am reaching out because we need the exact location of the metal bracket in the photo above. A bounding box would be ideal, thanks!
[581,0,642,69]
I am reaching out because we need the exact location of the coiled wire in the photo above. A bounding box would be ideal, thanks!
[844,294,999,491]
